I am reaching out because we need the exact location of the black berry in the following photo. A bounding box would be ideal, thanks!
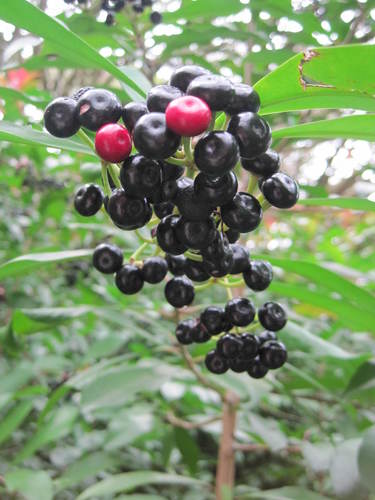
[164,276,195,308]
[258,330,277,345]
[175,319,196,345]
[77,88,122,131]
[261,172,299,209]
[247,357,268,379]
[258,302,287,331]
[225,298,255,327]
[115,264,144,294]
[92,243,123,274]
[194,171,238,207]
[142,256,168,284]
[225,83,260,115]
[74,184,104,216]
[221,192,262,233]
[240,333,259,358]
[175,183,213,221]
[133,112,181,159]
[228,112,271,159]
[150,11,162,24]
[243,260,273,291]
[120,155,162,199]
[217,333,243,359]
[170,65,210,93]
[259,340,287,369]
[154,201,174,219]
[229,244,250,274]
[175,217,217,250]
[44,97,80,138]
[166,254,186,276]
[122,101,148,132]
[192,322,211,343]
[194,131,239,178]
[147,85,184,113]
[184,259,210,282]
[205,350,229,374]
[241,150,280,177]
[156,215,187,255]
[187,74,234,111]
[200,306,225,335]
[107,188,152,229]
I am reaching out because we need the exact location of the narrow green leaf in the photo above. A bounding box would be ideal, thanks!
[272,114,375,141]
[298,197,375,212]
[0,0,145,95]
[174,427,199,475]
[0,401,33,446]
[0,121,95,155]
[240,486,331,500]
[0,249,93,280]
[5,469,53,500]
[358,426,375,492]
[253,255,375,315]
[330,439,362,498]
[254,45,375,114]
[76,471,207,500]
[0,86,48,105]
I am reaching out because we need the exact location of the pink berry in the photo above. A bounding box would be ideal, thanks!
[95,123,132,163]
[165,96,211,137]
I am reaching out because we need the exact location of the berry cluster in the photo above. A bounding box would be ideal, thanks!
[63,0,162,26]
[176,301,287,379]
[44,64,299,380]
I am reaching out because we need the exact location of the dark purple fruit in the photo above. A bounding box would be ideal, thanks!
[175,318,197,345]
[120,155,162,198]
[221,192,262,233]
[258,331,277,345]
[205,350,229,374]
[217,333,243,359]
[156,215,187,255]
[115,264,144,294]
[228,112,271,159]
[240,333,259,358]
[241,150,280,178]
[107,188,152,229]
[192,322,211,343]
[166,254,186,276]
[175,184,213,221]
[200,306,225,335]
[258,302,287,332]
[229,244,250,274]
[164,276,195,308]
[44,97,80,138]
[147,85,184,113]
[141,256,168,284]
[247,357,268,379]
[243,260,273,291]
[77,88,122,131]
[262,173,299,209]
[170,65,210,93]
[74,184,104,216]
[153,201,174,219]
[225,83,260,115]
[194,131,239,178]
[194,171,238,207]
[122,101,148,132]
[259,340,287,369]
[225,298,256,327]
[184,259,210,282]
[92,243,123,274]
[175,217,216,250]
[187,74,234,111]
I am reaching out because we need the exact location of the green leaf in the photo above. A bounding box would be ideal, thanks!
[163,0,244,23]
[0,121,95,155]
[298,197,375,212]
[240,486,331,500]
[174,427,199,475]
[0,0,145,96]
[268,282,375,334]
[345,361,375,397]
[76,471,207,500]
[55,452,119,492]
[273,114,375,141]
[358,426,375,492]
[254,45,375,114]
[253,255,375,315]
[115,496,168,500]
[13,405,79,463]
[0,249,93,280]
[330,439,362,498]
[11,307,93,335]
[0,86,48,105]
[5,469,53,500]
[0,401,33,445]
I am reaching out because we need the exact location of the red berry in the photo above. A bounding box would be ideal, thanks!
[95,123,132,163]
[165,96,211,137]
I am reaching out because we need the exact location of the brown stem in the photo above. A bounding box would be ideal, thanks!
[215,390,240,500]
[233,442,301,454]
[166,412,221,430]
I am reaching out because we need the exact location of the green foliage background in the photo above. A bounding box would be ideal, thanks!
[0,0,374,498]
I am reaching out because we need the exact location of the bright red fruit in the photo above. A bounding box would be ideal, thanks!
[165,96,211,137]
[95,123,132,163]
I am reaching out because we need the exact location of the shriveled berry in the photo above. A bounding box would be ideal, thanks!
[170,65,210,93]
[262,172,299,209]
[225,298,256,327]
[241,150,280,178]
[217,333,243,359]
[77,88,122,131]
[122,101,148,132]
[164,276,195,308]
[247,357,268,379]
[194,171,238,207]
[221,192,262,233]
[166,96,211,136]
[187,74,234,111]
[95,123,132,163]
[147,85,184,113]
[200,306,225,335]
[259,340,287,369]
[228,112,271,159]
[243,260,273,291]
[115,264,144,294]
[205,350,229,374]
[258,302,287,331]
[133,112,181,159]
[142,256,168,284]
[225,83,260,115]
[92,243,123,274]
[74,184,104,216]
[194,131,239,178]
[44,97,80,138]
[120,155,162,198]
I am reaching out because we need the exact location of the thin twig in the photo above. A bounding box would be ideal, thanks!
[166,412,221,430]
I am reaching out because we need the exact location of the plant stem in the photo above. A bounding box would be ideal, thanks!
[184,251,203,262]
[166,156,186,166]
[257,193,272,211]
[135,229,154,244]
[247,173,258,195]
[77,129,95,151]
[208,112,217,131]
[101,162,111,196]
[183,137,193,163]
[108,163,121,188]
[130,241,149,262]
[218,278,244,289]
[195,280,214,292]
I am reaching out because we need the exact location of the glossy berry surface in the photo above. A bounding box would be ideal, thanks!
[187,74,234,111]
[241,333,259,358]
[260,340,287,369]
[107,188,152,229]
[229,244,250,274]
[192,322,211,343]
[44,97,80,138]
[258,302,287,331]
[92,243,123,274]
[247,357,268,379]
[241,150,280,178]
[165,96,211,136]
[95,124,132,163]
[225,298,256,327]
[200,306,225,335]
[133,112,181,160]
[160,161,185,181]
[153,201,174,219]
[156,215,187,255]
[243,260,273,291]
[77,88,122,131]
[120,155,162,199]
[225,83,260,115]
[225,228,240,244]
[194,171,238,207]
[202,231,231,264]
[229,356,252,373]
[142,256,168,284]
[185,259,210,282]
[228,112,271,159]
[71,87,93,101]
[150,11,162,24]
[170,65,210,92]
[221,192,262,233]
[205,350,229,374]
[194,131,239,178]
[175,184,213,221]
[258,330,277,345]
[147,85,184,113]
[122,101,148,132]
[217,334,243,359]
[262,172,299,209]
[175,319,197,345]
[176,217,217,250]
[74,184,104,216]
[115,264,144,294]
[166,254,186,276]
[164,276,195,308]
